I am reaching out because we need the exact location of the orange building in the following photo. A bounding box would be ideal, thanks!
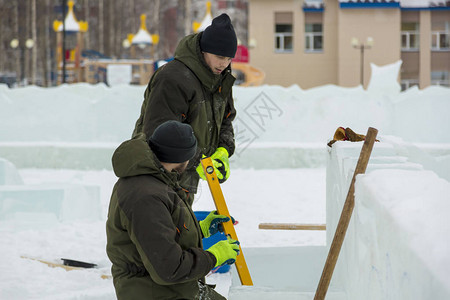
[248,0,450,90]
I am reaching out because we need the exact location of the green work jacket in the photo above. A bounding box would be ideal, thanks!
[132,32,236,199]
[106,134,216,300]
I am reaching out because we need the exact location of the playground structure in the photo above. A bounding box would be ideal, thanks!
[53,0,264,87]
[125,14,159,60]
[84,14,158,85]
[192,1,214,33]
[84,59,154,86]
[53,1,156,86]
[231,42,264,87]
[53,0,88,84]
[232,62,265,87]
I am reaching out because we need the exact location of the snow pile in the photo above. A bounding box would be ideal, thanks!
[367,60,402,95]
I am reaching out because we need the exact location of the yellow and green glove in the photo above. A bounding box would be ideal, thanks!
[199,211,230,238]
[196,147,230,183]
[206,236,240,267]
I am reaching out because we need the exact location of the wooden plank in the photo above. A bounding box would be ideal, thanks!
[314,127,378,300]
[21,256,112,279]
[21,256,83,271]
[201,157,253,286]
[259,223,326,231]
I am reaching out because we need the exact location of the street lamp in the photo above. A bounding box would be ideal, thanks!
[122,39,131,49]
[351,37,374,87]
[25,39,35,49]
[10,39,20,85]
[10,38,34,86]
[10,39,19,49]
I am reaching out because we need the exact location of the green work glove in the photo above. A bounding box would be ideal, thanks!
[199,211,230,238]
[206,237,240,268]
[211,147,230,183]
[196,147,230,183]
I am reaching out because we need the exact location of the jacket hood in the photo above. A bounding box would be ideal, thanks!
[112,133,179,185]
[174,33,226,91]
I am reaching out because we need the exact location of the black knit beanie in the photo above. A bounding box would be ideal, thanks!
[200,13,237,58]
[148,121,197,163]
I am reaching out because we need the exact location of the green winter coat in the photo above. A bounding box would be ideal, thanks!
[132,32,236,201]
[106,133,218,300]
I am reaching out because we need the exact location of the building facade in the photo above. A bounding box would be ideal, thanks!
[248,0,450,89]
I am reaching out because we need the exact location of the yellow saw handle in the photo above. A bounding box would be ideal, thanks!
[201,157,253,286]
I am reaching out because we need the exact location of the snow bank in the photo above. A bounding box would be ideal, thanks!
[327,140,450,299]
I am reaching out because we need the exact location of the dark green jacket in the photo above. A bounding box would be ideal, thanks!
[132,32,236,198]
[106,133,217,300]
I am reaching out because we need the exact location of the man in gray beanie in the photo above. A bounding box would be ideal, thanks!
[132,13,238,206]
[107,120,239,299]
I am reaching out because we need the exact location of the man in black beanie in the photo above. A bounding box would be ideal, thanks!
[148,120,198,173]
[107,121,239,299]
[200,13,237,74]
[132,13,238,205]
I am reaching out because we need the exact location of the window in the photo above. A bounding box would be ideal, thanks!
[400,51,419,91]
[275,12,293,53]
[275,24,293,52]
[431,31,450,50]
[401,23,419,51]
[432,20,450,51]
[431,71,449,87]
[304,12,323,52]
[400,79,419,91]
[305,24,323,52]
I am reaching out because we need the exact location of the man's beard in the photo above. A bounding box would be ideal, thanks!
[174,161,189,174]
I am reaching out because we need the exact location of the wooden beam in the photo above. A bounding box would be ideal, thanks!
[21,256,112,279]
[314,127,378,300]
[258,223,326,231]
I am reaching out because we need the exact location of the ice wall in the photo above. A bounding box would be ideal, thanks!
[0,158,23,185]
[0,74,449,145]
[327,141,450,299]
[1,77,449,169]
[228,247,346,300]
[0,157,102,223]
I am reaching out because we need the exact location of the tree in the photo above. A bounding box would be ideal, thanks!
[0,0,248,87]
[31,0,37,85]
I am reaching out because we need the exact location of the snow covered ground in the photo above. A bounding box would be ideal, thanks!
[0,61,449,299]
[0,167,326,299]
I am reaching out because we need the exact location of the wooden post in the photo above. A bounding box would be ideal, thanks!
[314,127,378,300]
[201,157,253,286]
[56,32,62,84]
